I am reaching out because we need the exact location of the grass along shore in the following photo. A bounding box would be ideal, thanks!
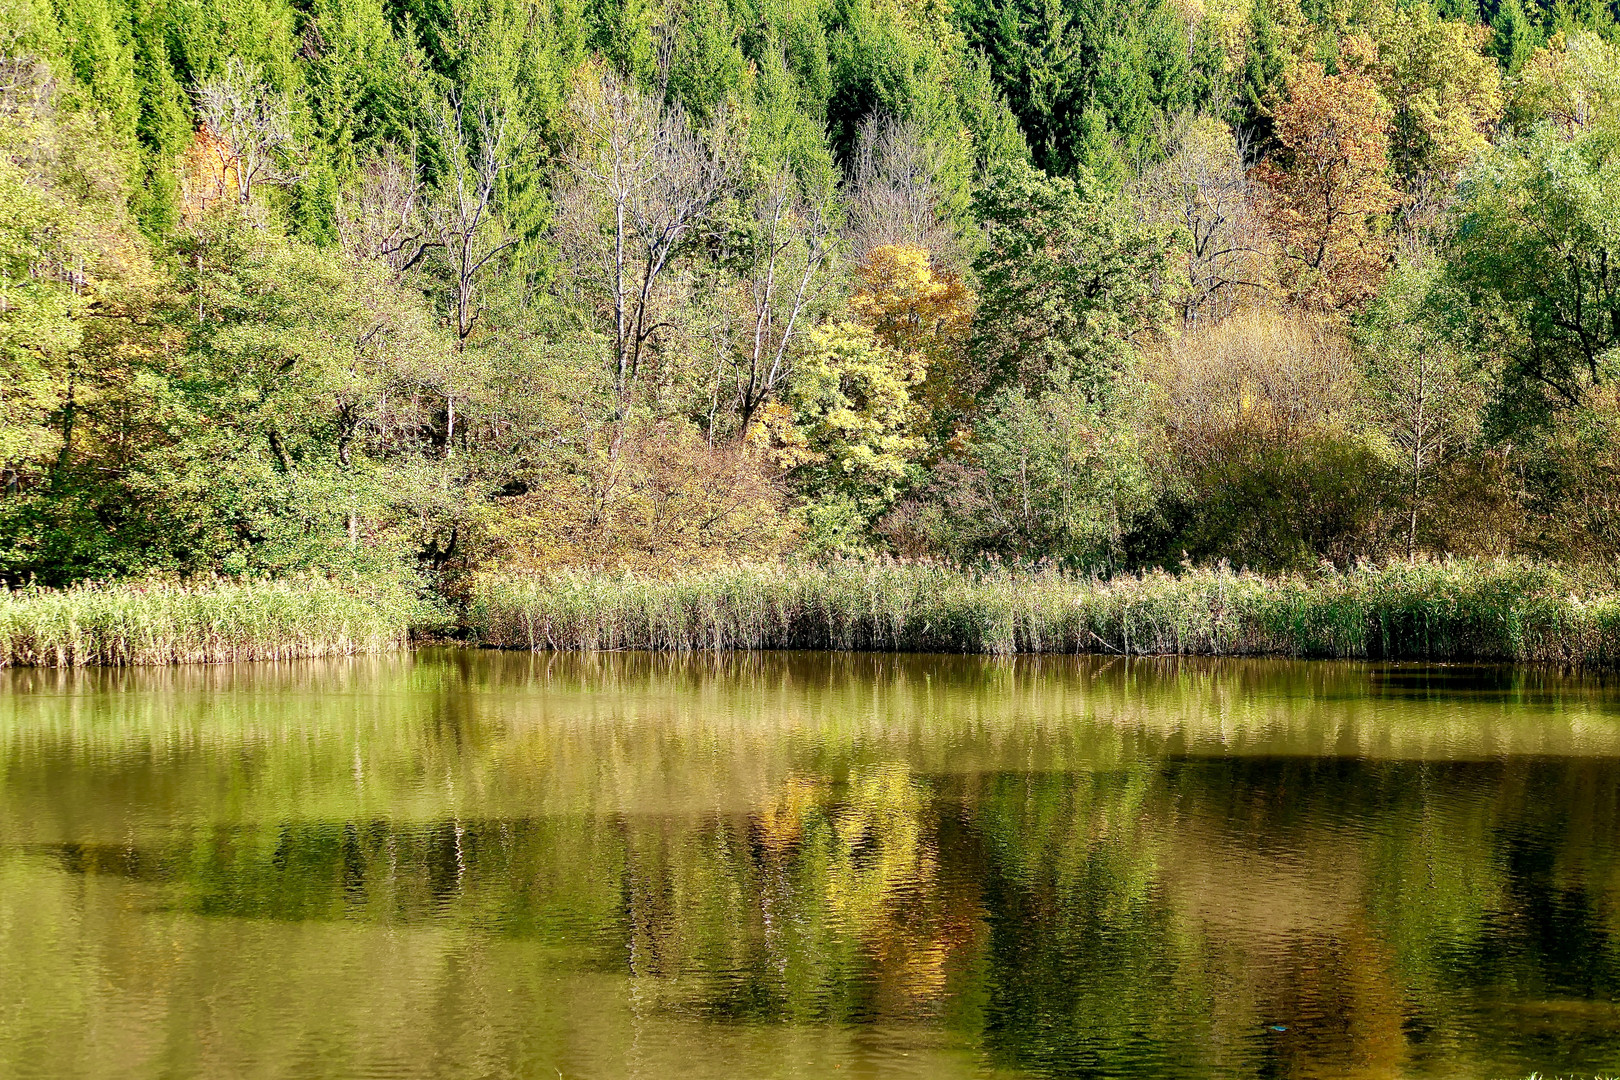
[469,560,1620,666]
[8,560,1620,668]
[0,575,423,667]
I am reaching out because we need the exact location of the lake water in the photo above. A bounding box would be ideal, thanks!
[1,650,1618,1079]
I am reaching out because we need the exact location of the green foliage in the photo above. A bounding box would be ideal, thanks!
[1357,256,1487,556]
[894,378,1155,568]
[1450,123,1620,434]
[1489,0,1543,72]
[1373,3,1503,190]
[970,161,1175,400]
[956,0,1199,177]
[1233,0,1292,144]
[6,0,1620,593]
[178,216,458,574]
[1149,428,1388,572]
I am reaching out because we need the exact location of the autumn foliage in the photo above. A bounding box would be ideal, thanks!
[849,244,973,433]
[1258,62,1402,310]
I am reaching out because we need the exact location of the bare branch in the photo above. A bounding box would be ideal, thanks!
[844,111,959,266]
[190,59,301,210]
[555,69,732,402]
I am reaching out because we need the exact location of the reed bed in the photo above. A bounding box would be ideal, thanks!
[468,560,1620,666]
[0,575,424,667]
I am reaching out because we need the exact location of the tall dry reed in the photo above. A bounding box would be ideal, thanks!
[468,560,1620,665]
[0,575,424,667]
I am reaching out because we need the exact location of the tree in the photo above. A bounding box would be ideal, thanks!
[1143,308,1387,571]
[1506,30,1620,134]
[0,60,82,485]
[1449,124,1620,433]
[335,144,435,271]
[190,58,301,210]
[955,0,1197,178]
[970,161,1176,402]
[1357,256,1485,558]
[844,111,962,266]
[897,378,1154,567]
[0,39,153,512]
[1370,9,1503,229]
[847,243,973,439]
[425,95,522,353]
[181,222,455,570]
[716,165,835,437]
[556,66,730,404]
[1134,113,1267,322]
[1257,60,1401,310]
[1230,0,1300,148]
[1490,0,1543,76]
[489,417,789,572]
[756,320,923,550]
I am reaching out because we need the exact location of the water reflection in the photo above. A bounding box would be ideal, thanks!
[1,652,1619,1079]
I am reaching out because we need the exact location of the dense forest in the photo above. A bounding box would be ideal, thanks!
[3,0,1620,592]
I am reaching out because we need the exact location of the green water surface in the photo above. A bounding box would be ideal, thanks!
[1,650,1618,1079]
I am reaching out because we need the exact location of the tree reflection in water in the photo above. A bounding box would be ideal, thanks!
[1,651,1618,1079]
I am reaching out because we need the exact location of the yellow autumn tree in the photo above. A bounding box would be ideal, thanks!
[847,244,973,438]
[1369,11,1502,197]
[1507,30,1620,134]
[751,318,926,550]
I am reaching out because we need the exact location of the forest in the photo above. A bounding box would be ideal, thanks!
[3,0,1620,597]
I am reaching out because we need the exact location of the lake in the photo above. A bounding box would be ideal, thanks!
[1,650,1617,1079]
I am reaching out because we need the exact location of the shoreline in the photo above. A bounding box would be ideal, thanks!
[8,560,1620,669]
[474,560,1620,667]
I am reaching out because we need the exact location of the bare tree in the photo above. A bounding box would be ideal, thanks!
[191,59,300,208]
[335,144,437,272]
[557,70,731,404]
[722,168,836,436]
[1134,114,1268,323]
[844,111,957,264]
[418,96,523,457]
[424,96,519,351]
[1154,307,1361,450]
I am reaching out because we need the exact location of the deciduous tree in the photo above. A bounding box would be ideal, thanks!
[556,66,730,404]
[1257,60,1401,310]
[970,161,1175,401]
[1450,124,1620,432]
[1357,256,1484,558]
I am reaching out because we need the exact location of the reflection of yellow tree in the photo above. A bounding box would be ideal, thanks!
[755,775,827,855]
[825,764,936,930]
[816,763,980,1009]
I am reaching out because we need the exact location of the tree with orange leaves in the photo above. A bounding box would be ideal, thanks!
[1258,61,1401,311]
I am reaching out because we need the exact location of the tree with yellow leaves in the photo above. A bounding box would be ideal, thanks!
[755,320,925,552]
[848,244,973,439]
[1367,11,1502,227]
[1506,30,1620,134]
